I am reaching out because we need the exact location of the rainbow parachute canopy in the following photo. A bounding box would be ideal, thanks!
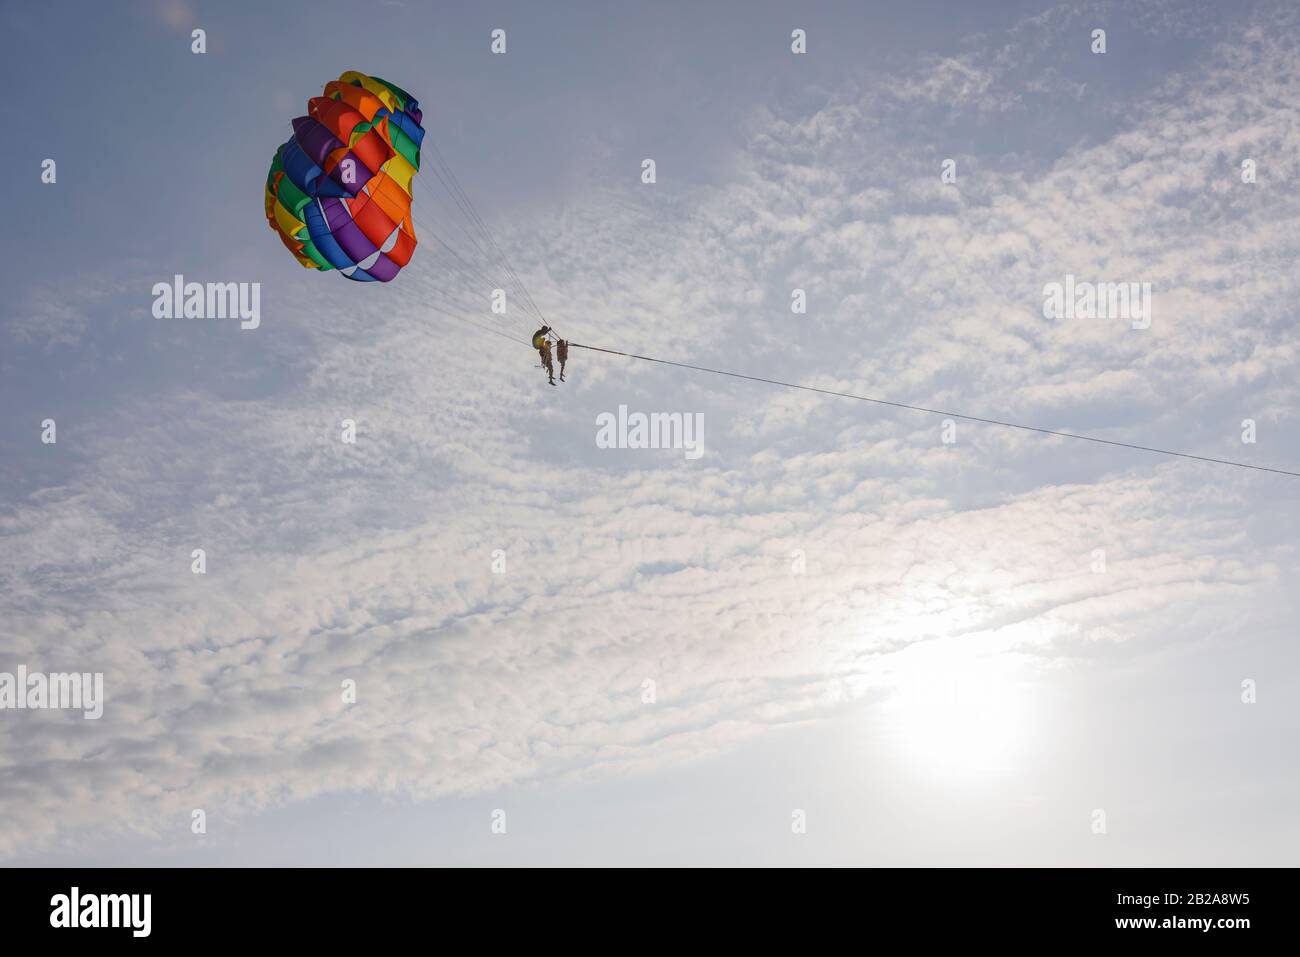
[264,71,424,282]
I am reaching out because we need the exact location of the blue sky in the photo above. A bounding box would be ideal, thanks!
[1,0,1298,865]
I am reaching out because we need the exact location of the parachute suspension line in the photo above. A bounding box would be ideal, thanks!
[416,170,540,324]
[411,158,552,339]
[420,135,550,327]
[413,260,538,339]
[427,302,530,346]
[415,154,520,297]
[404,246,521,334]
[568,342,1300,479]
[414,167,546,333]
[415,185,543,327]
[423,144,539,319]
[418,281,517,331]
[418,226,539,332]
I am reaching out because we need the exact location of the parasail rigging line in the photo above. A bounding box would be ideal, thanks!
[416,177,543,326]
[417,230,539,332]
[419,135,551,328]
[567,342,1300,478]
[428,302,530,346]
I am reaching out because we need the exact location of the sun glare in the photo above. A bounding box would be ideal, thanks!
[883,649,1029,781]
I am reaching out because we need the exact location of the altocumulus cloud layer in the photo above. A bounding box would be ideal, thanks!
[1,0,1298,862]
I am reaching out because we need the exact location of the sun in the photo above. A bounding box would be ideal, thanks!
[882,647,1029,781]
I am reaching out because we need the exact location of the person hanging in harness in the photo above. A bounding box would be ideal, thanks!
[531,326,555,386]
[556,338,569,382]
[531,326,556,386]
[540,338,556,386]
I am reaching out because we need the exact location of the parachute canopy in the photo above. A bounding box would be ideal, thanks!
[264,71,424,282]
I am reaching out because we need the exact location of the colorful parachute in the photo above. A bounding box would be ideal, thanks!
[264,71,423,282]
